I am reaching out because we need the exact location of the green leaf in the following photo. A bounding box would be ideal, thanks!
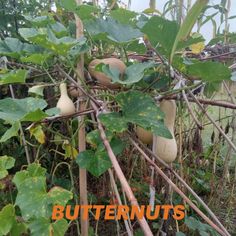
[29,218,68,236]
[85,18,143,43]
[0,37,42,59]
[77,132,125,177]
[176,233,186,236]
[45,107,60,116]
[0,122,20,143]
[186,61,231,82]
[19,28,78,56]
[117,91,172,138]
[110,8,137,25]
[28,85,45,96]
[101,61,155,85]
[170,0,209,62]
[50,22,68,37]
[76,150,112,177]
[86,130,113,149]
[0,204,15,235]
[13,163,73,220]
[99,112,128,133]
[0,155,15,179]
[125,40,146,54]
[142,16,178,57]
[10,221,27,236]
[75,5,99,20]
[0,69,28,85]
[99,91,172,138]
[24,15,54,27]
[0,97,47,123]
[21,53,50,65]
[59,0,77,11]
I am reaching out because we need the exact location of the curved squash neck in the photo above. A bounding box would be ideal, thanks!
[60,83,68,96]
[160,100,176,132]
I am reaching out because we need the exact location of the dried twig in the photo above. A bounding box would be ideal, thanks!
[91,102,153,236]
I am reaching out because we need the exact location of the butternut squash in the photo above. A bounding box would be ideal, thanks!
[154,100,177,163]
[68,83,80,98]
[88,58,126,89]
[136,126,153,145]
[56,83,76,116]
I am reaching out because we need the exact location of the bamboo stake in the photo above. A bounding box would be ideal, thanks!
[75,1,89,235]
[91,102,153,236]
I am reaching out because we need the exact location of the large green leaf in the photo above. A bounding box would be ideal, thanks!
[0,69,28,85]
[0,97,47,123]
[0,155,15,179]
[24,15,54,27]
[170,0,209,62]
[142,16,178,57]
[0,204,15,235]
[100,61,155,85]
[19,28,78,56]
[21,53,51,65]
[99,113,128,133]
[110,8,137,25]
[99,91,172,138]
[76,131,125,177]
[76,150,112,177]
[0,37,42,58]
[186,61,231,82]
[29,218,68,236]
[75,5,99,20]
[85,18,143,43]
[0,122,20,143]
[58,0,77,11]
[13,163,73,220]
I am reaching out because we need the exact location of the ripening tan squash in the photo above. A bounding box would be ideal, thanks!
[88,58,126,88]
[136,126,153,145]
[56,83,76,116]
[154,100,177,163]
[68,83,80,98]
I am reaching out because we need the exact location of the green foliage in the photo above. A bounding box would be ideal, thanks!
[98,61,155,85]
[0,37,42,59]
[99,91,172,138]
[186,61,231,82]
[12,163,72,234]
[76,130,125,177]
[85,18,143,43]
[0,156,15,179]
[170,0,209,62]
[0,69,28,85]
[142,16,178,57]
[185,217,219,236]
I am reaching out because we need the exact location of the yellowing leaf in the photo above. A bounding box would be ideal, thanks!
[190,41,205,54]
[62,141,78,159]
[29,125,45,144]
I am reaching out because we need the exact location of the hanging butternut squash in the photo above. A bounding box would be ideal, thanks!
[136,126,153,145]
[154,100,177,163]
[56,83,76,116]
[88,58,126,88]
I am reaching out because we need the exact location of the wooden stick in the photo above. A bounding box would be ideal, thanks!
[75,1,89,235]
[91,102,154,236]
